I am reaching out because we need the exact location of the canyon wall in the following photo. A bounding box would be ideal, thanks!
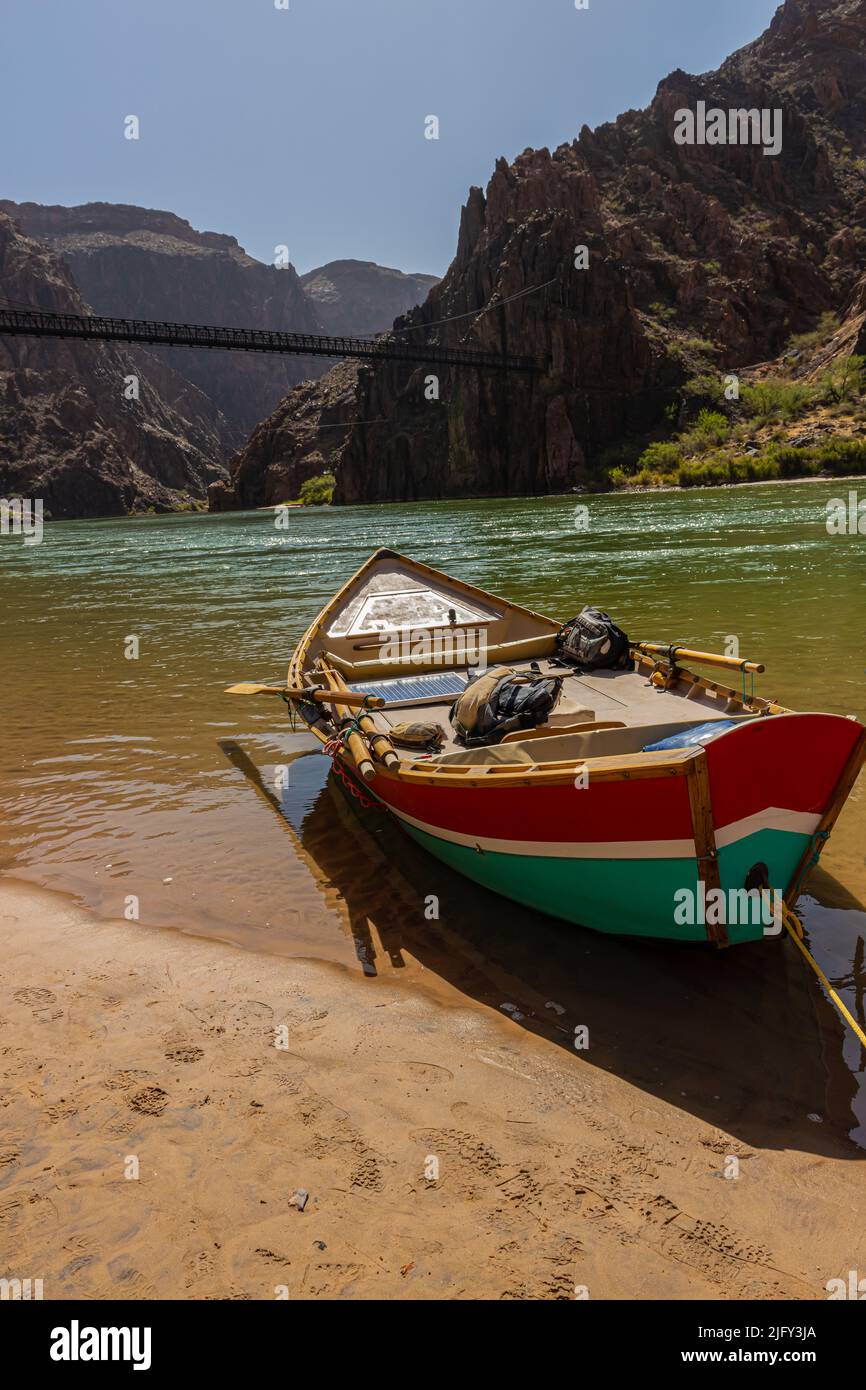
[221,0,866,509]
[0,212,227,518]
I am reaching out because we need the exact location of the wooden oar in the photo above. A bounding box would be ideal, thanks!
[632,644,764,674]
[225,682,385,709]
[311,663,377,781]
[319,663,399,769]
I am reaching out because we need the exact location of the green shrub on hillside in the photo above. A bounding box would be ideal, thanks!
[785,311,838,356]
[682,373,728,408]
[678,409,730,454]
[739,378,812,421]
[814,354,865,405]
[636,440,683,472]
[813,437,866,472]
[595,439,643,476]
[298,472,336,506]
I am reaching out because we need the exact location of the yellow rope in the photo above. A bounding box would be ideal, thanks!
[782,902,866,1050]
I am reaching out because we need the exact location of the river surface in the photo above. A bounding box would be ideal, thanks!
[2,483,865,1143]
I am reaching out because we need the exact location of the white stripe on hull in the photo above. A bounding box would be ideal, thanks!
[714,806,821,848]
[389,804,820,861]
[391,806,696,859]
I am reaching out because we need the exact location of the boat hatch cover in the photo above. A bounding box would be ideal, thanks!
[347,672,470,704]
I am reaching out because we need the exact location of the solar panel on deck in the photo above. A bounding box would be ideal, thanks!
[348,672,469,704]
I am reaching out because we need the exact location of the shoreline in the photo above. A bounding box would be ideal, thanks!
[2,876,864,1300]
[20,471,866,528]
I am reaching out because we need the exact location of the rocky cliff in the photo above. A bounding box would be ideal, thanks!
[300,261,439,336]
[208,360,359,511]
[0,212,228,518]
[220,0,866,508]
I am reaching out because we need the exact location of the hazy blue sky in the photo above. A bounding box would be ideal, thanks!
[3,0,780,276]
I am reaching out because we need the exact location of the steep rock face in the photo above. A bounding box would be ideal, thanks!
[0,212,226,518]
[221,0,866,508]
[0,201,324,447]
[300,260,439,335]
[209,360,359,510]
[336,149,671,504]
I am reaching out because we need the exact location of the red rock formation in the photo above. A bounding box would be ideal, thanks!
[0,212,226,518]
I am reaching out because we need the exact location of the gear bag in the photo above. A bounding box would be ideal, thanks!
[556,607,631,671]
[450,665,563,747]
[389,721,446,751]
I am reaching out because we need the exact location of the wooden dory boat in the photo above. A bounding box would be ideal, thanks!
[278,548,865,947]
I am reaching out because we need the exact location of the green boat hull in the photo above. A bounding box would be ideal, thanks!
[403,824,812,944]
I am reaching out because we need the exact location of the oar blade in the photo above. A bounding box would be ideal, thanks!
[225,682,284,695]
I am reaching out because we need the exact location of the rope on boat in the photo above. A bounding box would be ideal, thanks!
[781,901,866,1051]
[322,721,386,812]
[740,664,756,705]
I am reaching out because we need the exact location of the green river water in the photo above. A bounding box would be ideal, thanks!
[2,481,865,1144]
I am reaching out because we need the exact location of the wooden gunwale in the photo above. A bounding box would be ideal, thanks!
[631,652,787,716]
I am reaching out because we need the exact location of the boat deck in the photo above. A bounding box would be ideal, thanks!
[351,659,750,765]
[293,547,768,771]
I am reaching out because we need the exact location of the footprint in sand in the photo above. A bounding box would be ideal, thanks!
[104,1070,150,1091]
[386,1060,454,1088]
[183,1249,216,1290]
[127,1086,169,1116]
[14,987,55,1005]
[165,1046,204,1064]
[13,987,62,1022]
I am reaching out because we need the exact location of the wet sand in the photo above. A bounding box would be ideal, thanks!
[2,878,865,1301]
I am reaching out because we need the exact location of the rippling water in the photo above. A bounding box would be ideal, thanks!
[2,483,865,1140]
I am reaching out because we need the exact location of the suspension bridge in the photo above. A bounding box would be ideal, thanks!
[0,306,545,373]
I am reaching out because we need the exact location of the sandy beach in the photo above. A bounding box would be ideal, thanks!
[2,877,864,1301]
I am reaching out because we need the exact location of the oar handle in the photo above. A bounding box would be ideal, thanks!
[633,644,764,674]
[292,687,385,710]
